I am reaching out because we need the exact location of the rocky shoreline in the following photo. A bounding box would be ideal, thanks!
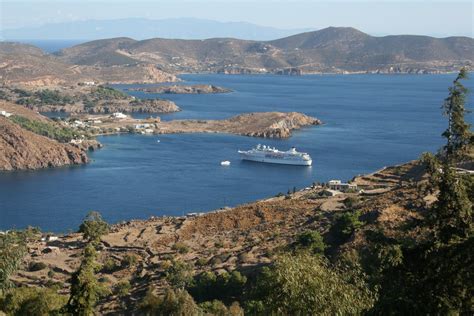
[128,84,232,94]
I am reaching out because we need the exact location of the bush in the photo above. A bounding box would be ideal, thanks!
[121,254,138,268]
[148,288,199,315]
[195,257,208,266]
[199,300,228,315]
[172,242,190,254]
[296,230,326,254]
[0,286,67,315]
[102,257,120,273]
[165,260,193,289]
[92,86,128,100]
[188,270,247,304]
[249,253,376,315]
[78,211,109,243]
[329,211,363,244]
[114,280,131,297]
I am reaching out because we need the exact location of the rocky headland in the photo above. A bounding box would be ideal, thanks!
[0,116,88,171]
[155,112,321,138]
[128,84,232,94]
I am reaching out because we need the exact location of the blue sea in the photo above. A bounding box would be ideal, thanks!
[1,73,472,232]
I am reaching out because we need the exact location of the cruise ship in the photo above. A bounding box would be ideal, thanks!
[238,145,312,166]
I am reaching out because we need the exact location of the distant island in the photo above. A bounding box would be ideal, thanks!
[1,27,473,87]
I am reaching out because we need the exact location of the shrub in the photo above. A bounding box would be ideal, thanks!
[165,260,193,289]
[102,257,120,273]
[0,286,67,315]
[199,300,228,315]
[195,257,208,266]
[250,253,376,315]
[329,211,363,244]
[296,230,326,254]
[114,280,131,297]
[172,242,190,254]
[78,211,109,243]
[188,270,247,304]
[121,254,138,268]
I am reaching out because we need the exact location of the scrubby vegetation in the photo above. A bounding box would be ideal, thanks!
[10,115,78,142]
[91,86,128,100]
[16,89,76,106]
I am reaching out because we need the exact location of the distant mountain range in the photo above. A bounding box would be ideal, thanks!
[1,27,473,86]
[1,18,311,41]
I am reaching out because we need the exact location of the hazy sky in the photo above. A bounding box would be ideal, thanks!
[1,0,473,37]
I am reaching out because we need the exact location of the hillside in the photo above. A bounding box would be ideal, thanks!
[9,159,470,314]
[56,27,474,74]
[0,42,177,86]
[0,116,88,171]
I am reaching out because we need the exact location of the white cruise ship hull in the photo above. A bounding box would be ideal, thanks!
[239,153,312,166]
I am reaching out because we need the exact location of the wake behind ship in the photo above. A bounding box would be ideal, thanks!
[238,145,312,166]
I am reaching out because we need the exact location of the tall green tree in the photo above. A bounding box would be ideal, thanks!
[78,211,109,245]
[0,230,34,294]
[65,243,107,315]
[432,159,472,243]
[442,67,472,160]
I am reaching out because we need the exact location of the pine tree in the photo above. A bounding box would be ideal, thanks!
[65,244,107,315]
[442,68,472,160]
[432,159,472,243]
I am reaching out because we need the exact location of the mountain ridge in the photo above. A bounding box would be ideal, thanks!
[2,18,312,41]
[56,27,474,74]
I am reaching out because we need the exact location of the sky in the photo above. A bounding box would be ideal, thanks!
[1,0,473,37]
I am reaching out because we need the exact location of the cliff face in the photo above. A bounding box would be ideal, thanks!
[0,117,88,171]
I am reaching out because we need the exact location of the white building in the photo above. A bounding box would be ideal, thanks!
[328,180,357,191]
[112,112,127,119]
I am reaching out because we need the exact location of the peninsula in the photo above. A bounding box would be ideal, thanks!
[128,84,232,94]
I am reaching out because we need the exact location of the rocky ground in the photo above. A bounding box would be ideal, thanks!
[10,160,432,313]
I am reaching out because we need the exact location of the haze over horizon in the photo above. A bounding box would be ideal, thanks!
[1,0,473,40]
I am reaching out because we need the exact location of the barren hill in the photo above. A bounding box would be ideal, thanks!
[0,42,177,86]
[57,27,474,74]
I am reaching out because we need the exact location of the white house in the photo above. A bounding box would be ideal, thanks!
[112,112,127,119]
[328,180,357,191]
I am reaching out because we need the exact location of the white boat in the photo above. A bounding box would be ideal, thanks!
[220,160,231,166]
[238,144,312,166]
